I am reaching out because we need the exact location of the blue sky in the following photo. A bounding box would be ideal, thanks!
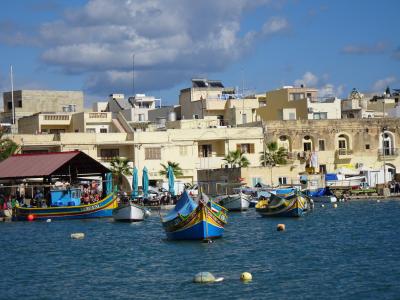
[0,0,399,107]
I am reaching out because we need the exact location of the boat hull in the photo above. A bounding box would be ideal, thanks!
[217,194,250,211]
[256,193,309,217]
[163,203,226,240]
[310,195,337,203]
[113,203,148,222]
[14,193,117,221]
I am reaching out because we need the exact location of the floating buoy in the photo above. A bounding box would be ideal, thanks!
[241,272,253,282]
[27,214,35,221]
[193,272,216,283]
[333,203,338,208]
[321,204,325,208]
[377,200,380,203]
[277,224,285,231]
[70,233,85,239]
[46,219,52,223]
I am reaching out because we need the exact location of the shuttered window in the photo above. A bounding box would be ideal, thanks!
[236,143,255,154]
[145,147,161,160]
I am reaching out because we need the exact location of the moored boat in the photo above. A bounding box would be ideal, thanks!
[162,191,227,240]
[305,188,337,203]
[113,201,150,222]
[14,192,117,221]
[215,193,250,211]
[255,190,310,217]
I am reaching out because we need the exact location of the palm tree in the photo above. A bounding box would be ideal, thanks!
[109,157,131,191]
[223,149,250,168]
[160,161,183,178]
[260,142,288,185]
[260,142,288,166]
[0,127,19,162]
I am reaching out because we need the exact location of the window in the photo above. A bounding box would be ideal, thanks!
[18,101,22,107]
[278,177,288,185]
[313,112,327,119]
[365,144,370,150]
[252,177,262,187]
[338,140,346,149]
[100,149,119,158]
[199,144,212,157]
[193,114,199,119]
[86,128,96,133]
[318,140,325,151]
[138,114,145,122]
[100,128,107,133]
[319,165,327,174]
[179,146,188,156]
[236,143,255,154]
[289,93,305,101]
[7,102,12,110]
[242,113,247,124]
[145,148,161,160]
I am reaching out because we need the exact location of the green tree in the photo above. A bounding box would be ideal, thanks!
[260,142,288,185]
[223,149,250,168]
[160,161,183,178]
[260,142,288,167]
[0,128,19,162]
[109,157,132,191]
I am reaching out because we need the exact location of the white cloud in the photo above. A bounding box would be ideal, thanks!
[372,76,397,92]
[294,71,319,87]
[36,0,287,97]
[341,42,387,55]
[294,71,345,98]
[262,16,289,35]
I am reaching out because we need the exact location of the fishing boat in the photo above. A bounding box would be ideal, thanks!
[14,190,117,221]
[162,191,228,240]
[215,193,250,211]
[255,189,311,217]
[112,201,150,222]
[305,188,337,203]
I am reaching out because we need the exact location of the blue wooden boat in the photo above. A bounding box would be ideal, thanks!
[14,190,117,221]
[162,191,228,240]
[255,188,310,217]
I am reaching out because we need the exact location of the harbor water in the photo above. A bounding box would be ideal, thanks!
[1,200,400,299]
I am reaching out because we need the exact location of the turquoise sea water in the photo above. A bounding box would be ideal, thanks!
[1,200,400,300]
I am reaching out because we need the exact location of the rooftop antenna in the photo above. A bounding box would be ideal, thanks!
[10,65,15,125]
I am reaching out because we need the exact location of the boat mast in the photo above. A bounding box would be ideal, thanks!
[10,65,15,125]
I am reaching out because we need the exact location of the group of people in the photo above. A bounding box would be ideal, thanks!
[80,181,102,204]
[389,181,400,194]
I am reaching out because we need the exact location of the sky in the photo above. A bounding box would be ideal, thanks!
[0,0,399,108]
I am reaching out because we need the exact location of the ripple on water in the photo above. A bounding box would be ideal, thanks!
[1,200,400,299]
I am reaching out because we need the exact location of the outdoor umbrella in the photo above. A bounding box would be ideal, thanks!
[131,166,139,199]
[142,166,149,198]
[105,172,113,195]
[167,165,175,196]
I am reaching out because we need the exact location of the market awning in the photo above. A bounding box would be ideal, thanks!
[0,151,110,180]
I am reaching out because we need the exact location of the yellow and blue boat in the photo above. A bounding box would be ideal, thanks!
[14,191,117,221]
[255,188,310,217]
[162,191,228,240]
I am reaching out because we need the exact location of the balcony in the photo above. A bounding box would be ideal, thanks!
[378,148,399,160]
[335,149,353,160]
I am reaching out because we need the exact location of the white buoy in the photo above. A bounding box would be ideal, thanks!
[71,233,85,239]
[241,272,253,281]
[377,200,381,203]
[321,204,325,208]
[193,272,218,283]
[46,219,52,223]
[333,203,338,208]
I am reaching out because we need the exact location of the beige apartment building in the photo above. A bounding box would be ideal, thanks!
[179,78,262,126]
[256,86,341,121]
[1,90,84,128]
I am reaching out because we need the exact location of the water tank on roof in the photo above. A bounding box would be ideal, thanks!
[168,111,177,122]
